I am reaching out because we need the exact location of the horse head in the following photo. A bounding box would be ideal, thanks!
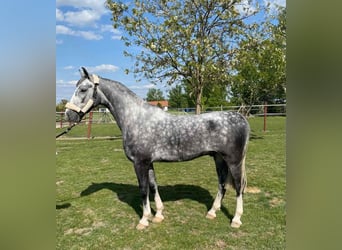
[65,67,100,123]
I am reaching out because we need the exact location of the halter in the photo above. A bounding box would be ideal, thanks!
[65,74,100,116]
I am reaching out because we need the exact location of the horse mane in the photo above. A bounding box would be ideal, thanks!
[100,77,144,102]
[99,76,163,111]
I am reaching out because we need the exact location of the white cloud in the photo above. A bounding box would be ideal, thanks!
[56,25,102,40]
[56,25,75,35]
[100,25,122,40]
[87,64,119,73]
[100,24,116,32]
[56,79,78,86]
[56,0,108,27]
[78,31,103,40]
[130,84,155,90]
[56,39,64,45]
[63,9,101,27]
[111,35,122,40]
[56,0,107,13]
[56,1,117,41]
[56,8,64,21]
[63,65,74,70]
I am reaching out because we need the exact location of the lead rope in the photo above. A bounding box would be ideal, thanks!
[56,122,78,138]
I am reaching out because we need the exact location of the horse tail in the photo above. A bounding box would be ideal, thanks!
[225,133,249,194]
[225,112,250,194]
[240,124,249,194]
[241,154,247,194]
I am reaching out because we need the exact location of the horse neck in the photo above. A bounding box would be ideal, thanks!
[99,79,149,131]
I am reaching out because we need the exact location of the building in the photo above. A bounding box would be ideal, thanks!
[147,100,169,111]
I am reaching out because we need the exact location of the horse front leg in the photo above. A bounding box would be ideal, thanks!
[148,164,164,223]
[134,161,152,230]
[206,183,227,219]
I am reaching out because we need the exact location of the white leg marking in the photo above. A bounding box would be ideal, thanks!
[231,194,243,228]
[152,191,165,223]
[206,191,223,219]
[137,191,152,230]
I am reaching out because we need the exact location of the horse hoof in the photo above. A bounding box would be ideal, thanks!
[230,220,242,228]
[152,216,164,223]
[206,212,216,220]
[136,223,148,230]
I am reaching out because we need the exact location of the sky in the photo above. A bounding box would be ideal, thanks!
[56,0,285,104]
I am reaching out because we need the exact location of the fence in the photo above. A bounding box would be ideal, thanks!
[168,103,286,116]
[56,109,116,128]
[56,104,286,139]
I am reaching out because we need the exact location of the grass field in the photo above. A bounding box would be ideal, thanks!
[56,116,285,249]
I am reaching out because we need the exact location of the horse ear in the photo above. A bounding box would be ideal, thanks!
[79,67,90,79]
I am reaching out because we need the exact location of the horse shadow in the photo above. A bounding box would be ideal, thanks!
[250,131,264,140]
[56,203,71,209]
[79,182,233,221]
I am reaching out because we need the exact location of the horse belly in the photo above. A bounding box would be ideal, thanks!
[151,146,181,162]
[180,141,216,160]
[151,135,208,162]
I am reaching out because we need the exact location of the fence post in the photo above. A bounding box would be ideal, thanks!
[263,102,267,132]
[87,111,93,139]
[60,112,63,128]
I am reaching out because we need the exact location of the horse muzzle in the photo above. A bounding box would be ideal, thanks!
[65,99,94,122]
[65,108,82,123]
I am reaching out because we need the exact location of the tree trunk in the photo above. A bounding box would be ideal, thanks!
[195,86,203,115]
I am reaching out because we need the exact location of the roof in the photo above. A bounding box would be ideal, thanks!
[147,100,169,107]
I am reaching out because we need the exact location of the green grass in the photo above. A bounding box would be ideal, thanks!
[56,116,285,249]
[56,123,122,138]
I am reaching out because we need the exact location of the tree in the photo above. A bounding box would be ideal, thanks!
[202,83,229,108]
[168,85,188,109]
[106,0,260,114]
[56,99,68,112]
[230,6,286,107]
[183,80,228,110]
[146,88,165,101]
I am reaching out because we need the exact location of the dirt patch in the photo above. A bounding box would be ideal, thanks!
[74,228,92,235]
[83,208,95,217]
[56,180,64,185]
[64,227,92,236]
[215,240,227,248]
[92,221,105,229]
[64,221,105,236]
[245,186,261,194]
[230,231,248,238]
[269,197,284,207]
[100,158,110,164]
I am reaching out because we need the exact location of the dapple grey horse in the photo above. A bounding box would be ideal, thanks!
[65,67,250,230]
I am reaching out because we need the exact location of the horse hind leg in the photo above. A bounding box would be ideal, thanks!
[226,155,247,228]
[148,164,164,223]
[206,153,229,220]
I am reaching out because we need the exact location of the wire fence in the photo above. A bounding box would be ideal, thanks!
[168,103,286,116]
[56,104,286,139]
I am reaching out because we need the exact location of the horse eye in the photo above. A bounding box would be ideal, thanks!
[79,86,88,93]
